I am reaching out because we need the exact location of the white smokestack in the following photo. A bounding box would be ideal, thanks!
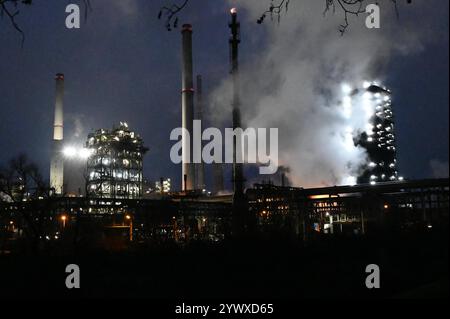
[50,73,64,195]
[53,73,64,141]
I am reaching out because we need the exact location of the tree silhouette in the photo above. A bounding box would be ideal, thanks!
[158,0,414,33]
[0,0,91,45]
[1,0,415,43]
[324,0,401,35]
[0,154,52,252]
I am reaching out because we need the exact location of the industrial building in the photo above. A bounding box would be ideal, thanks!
[2,178,447,247]
[85,122,148,199]
[156,178,172,194]
[27,10,446,248]
[357,84,399,184]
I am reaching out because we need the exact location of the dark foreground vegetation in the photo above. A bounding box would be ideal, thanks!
[0,229,448,299]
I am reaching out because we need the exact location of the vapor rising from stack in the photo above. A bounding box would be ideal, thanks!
[206,0,440,188]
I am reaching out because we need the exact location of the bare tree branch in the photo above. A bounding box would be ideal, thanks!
[1,0,91,46]
[324,0,412,35]
[158,0,189,31]
[258,0,291,24]
[0,0,30,46]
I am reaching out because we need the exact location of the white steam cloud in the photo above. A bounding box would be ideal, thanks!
[208,0,437,188]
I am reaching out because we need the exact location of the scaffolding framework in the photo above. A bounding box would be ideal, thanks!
[86,122,148,199]
[358,84,399,184]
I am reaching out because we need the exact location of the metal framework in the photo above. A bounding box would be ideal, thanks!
[358,84,399,184]
[85,122,148,199]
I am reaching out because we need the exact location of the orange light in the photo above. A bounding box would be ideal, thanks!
[125,215,131,220]
[384,204,389,209]
[309,195,338,200]
[60,215,67,221]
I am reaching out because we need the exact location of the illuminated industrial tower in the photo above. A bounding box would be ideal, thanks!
[357,84,399,184]
[85,122,148,199]
[49,73,64,195]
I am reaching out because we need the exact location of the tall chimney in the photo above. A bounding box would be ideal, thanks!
[229,9,245,199]
[195,75,206,191]
[50,73,64,195]
[181,24,195,191]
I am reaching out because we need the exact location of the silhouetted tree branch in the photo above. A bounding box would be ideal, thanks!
[158,0,188,31]
[1,0,91,46]
[0,0,30,45]
[257,0,290,24]
[324,0,412,35]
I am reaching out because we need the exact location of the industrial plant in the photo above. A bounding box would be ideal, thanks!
[0,1,448,303]
[0,8,448,256]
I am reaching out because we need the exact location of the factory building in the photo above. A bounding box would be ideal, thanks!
[357,84,399,184]
[85,122,148,199]
[156,178,172,194]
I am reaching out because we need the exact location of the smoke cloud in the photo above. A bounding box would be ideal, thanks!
[208,0,438,187]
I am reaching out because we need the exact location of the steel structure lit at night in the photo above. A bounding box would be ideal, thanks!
[85,122,148,199]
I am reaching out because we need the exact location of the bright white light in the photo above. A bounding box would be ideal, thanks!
[363,81,371,89]
[63,146,77,158]
[342,176,357,186]
[363,92,372,100]
[342,84,352,95]
[79,148,92,159]
[370,181,376,186]
[369,162,377,167]
[398,176,404,181]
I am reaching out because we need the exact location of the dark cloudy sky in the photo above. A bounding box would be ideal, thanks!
[0,0,448,190]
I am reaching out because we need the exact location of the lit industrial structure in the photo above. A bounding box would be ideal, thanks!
[2,178,447,246]
[156,178,172,194]
[85,122,148,199]
[29,10,445,249]
[49,73,64,195]
[358,83,399,184]
[340,82,400,185]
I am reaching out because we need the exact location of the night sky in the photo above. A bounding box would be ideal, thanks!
[0,0,448,190]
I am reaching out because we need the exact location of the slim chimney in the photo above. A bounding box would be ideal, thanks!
[195,75,206,191]
[229,9,245,199]
[181,24,195,191]
[50,73,64,195]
